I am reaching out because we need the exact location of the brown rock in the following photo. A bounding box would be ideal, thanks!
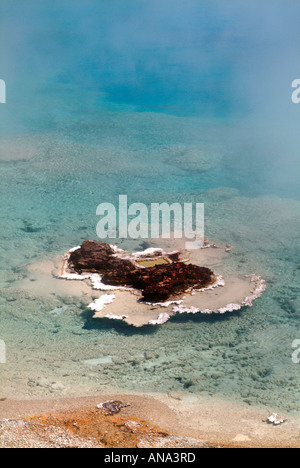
[68,241,214,303]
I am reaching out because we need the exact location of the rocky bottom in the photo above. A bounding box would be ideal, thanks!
[1,395,298,449]
[0,405,208,449]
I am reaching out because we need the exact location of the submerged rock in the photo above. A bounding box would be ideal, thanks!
[68,241,215,303]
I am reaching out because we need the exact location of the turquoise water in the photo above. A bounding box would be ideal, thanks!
[1,0,300,411]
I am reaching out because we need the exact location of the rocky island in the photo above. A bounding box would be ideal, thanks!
[57,238,266,327]
[67,240,215,303]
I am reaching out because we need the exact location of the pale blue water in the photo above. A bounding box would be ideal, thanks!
[1,0,300,411]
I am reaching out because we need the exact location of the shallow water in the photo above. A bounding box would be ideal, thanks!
[1,0,300,412]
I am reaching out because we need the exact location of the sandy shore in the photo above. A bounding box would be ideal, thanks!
[1,392,299,448]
